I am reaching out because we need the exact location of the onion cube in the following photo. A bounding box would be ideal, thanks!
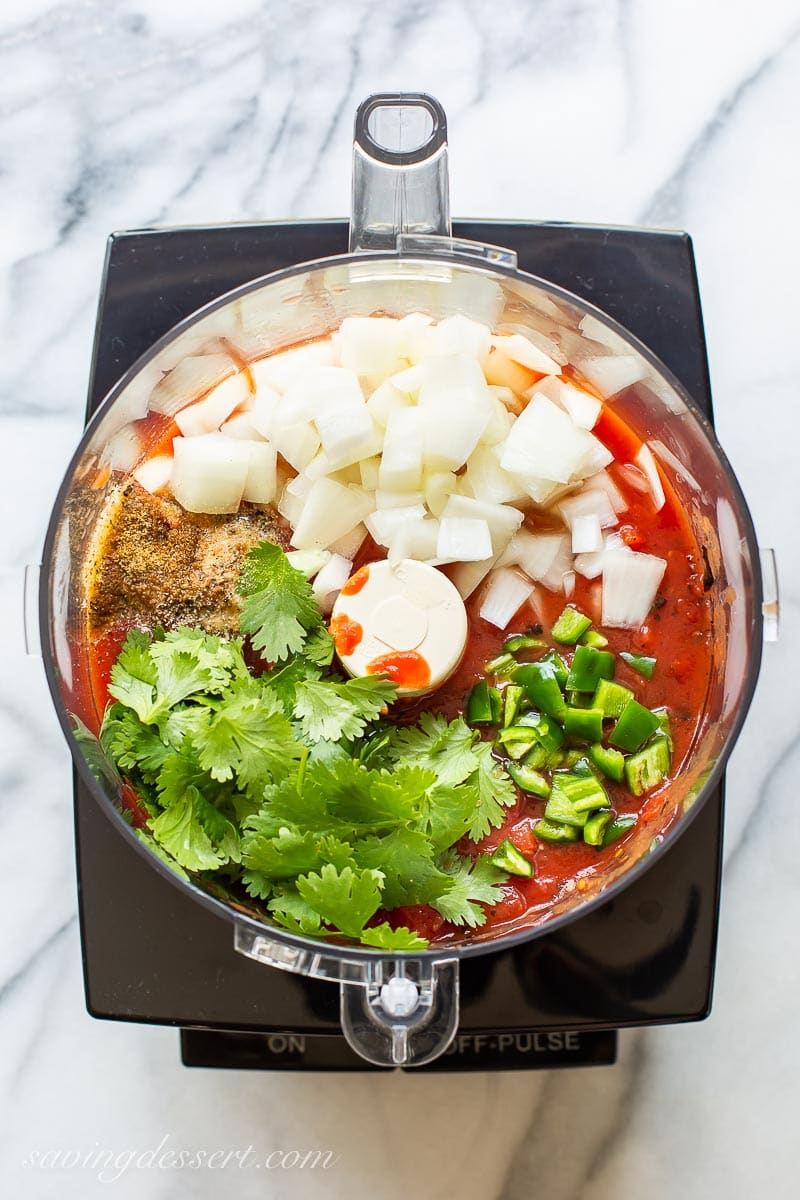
[290,479,373,550]
[418,355,494,471]
[379,407,424,491]
[281,366,364,425]
[500,393,605,485]
[337,317,408,382]
[242,440,277,504]
[221,410,267,441]
[134,454,172,495]
[388,517,440,563]
[571,512,603,554]
[437,517,493,563]
[248,341,335,394]
[427,315,492,360]
[479,567,536,629]
[170,433,249,514]
[364,504,427,548]
[557,487,618,531]
[271,421,321,472]
[601,548,667,628]
[536,375,602,429]
[576,354,647,398]
[312,554,354,614]
[175,371,251,437]
[490,333,561,375]
[315,402,378,470]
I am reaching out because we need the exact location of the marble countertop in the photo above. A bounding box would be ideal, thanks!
[2,1,798,1196]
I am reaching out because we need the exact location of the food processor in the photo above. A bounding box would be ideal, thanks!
[36,94,774,1068]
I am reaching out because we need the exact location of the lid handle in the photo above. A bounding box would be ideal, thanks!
[349,93,451,253]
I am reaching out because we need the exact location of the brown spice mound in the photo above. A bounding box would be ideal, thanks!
[87,481,291,636]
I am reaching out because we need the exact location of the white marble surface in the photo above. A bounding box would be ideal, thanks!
[1,0,799,1196]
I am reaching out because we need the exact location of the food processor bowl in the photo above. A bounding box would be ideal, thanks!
[39,94,768,1066]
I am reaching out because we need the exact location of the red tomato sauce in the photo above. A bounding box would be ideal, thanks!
[366,650,432,691]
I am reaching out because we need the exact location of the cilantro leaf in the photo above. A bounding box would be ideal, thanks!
[241,869,273,900]
[149,786,226,872]
[302,623,335,668]
[242,825,326,880]
[466,741,518,841]
[293,675,396,743]
[296,864,385,938]
[307,759,429,830]
[388,713,478,787]
[195,684,302,793]
[360,923,429,951]
[108,628,236,724]
[352,829,453,909]
[237,541,328,663]
[268,888,332,937]
[100,704,170,781]
[430,854,507,928]
[419,782,479,851]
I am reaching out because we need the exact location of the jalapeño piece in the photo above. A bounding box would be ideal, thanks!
[496,725,538,761]
[513,660,567,723]
[593,678,634,719]
[620,651,657,679]
[466,680,499,726]
[580,629,609,649]
[624,735,671,796]
[534,819,580,844]
[588,741,625,783]
[563,706,604,743]
[566,643,616,692]
[490,839,535,877]
[502,684,525,728]
[609,700,661,752]
[602,813,637,847]
[551,605,593,645]
[504,633,546,655]
[540,650,569,689]
[484,651,517,678]
[584,809,615,846]
[508,762,551,798]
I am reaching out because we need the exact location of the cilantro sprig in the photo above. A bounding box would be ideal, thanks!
[99,542,518,948]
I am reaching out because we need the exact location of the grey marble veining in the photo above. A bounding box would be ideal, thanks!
[1,1,798,1197]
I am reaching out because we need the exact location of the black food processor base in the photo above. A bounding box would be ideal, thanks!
[77,220,722,1072]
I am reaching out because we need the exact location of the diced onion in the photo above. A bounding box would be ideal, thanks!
[574,531,624,580]
[479,568,536,629]
[418,355,494,471]
[175,371,251,437]
[388,517,440,563]
[379,406,424,491]
[220,410,268,441]
[133,454,172,494]
[149,354,236,417]
[575,354,647,398]
[601,548,667,628]
[365,504,427,548]
[500,393,607,485]
[557,487,618,532]
[585,468,629,512]
[242,440,277,504]
[337,317,408,382]
[571,512,603,554]
[170,433,250,514]
[436,517,493,563]
[290,480,373,551]
[562,569,576,599]
[286,549,331,579]
[375,488,424,510]
[490,332,561,375]
[248,341,335,394]
[635,443,666,511]
[312,554,354,614]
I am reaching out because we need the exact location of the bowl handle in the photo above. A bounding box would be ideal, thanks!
[339,957,460,1067]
